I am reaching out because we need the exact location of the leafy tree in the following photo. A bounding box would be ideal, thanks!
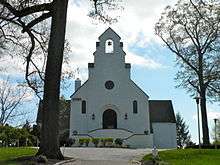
[31,124,40,140]
[22,120,32,132]
[0,129,7,146]
[59,130,69,147]
[176,112,191,148]
[155,0,220,145]
[0,125,16,146]
[212,118,220,143]
[59,96,70,133]
[0,124,32,146]
[0,0,122,159]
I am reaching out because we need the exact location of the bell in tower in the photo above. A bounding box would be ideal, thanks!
[105,39,114,53]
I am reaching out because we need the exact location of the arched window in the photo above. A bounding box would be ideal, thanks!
[82,100,86,114]
[105,39,114,53]
[133,100,138,114]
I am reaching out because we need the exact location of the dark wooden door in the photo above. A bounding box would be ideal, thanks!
[103,109,117,129]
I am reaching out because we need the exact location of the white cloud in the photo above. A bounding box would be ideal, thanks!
[0,55,24,77]
[0,0,178,77]
[126,52,163,69]
[192,106,220,121]
[64,0,178,75]
[208,111,220,120]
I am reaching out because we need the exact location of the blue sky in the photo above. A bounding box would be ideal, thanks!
[129,42,220,143]
[63,0,220,144]
[0,0,219,143]
[128,38,220,143]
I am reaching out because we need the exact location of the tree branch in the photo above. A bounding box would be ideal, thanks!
[25,12,52,31]
[0,0,52,18]
[18,2,53,17]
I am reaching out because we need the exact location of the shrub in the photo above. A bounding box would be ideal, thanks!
[100,138,113,147]
[115,138,123,146]
[105,138,113,143]
[79,138,84,146]
[185,144,220,149]
[213,141,220,145]
[78,138,91,147]
[92,138,100,147]
[84,138,90,147]
[66,138,75,147]
[27,161,37,165]
[59,130,69,147]
[105,138,114,147]
[100,138,107,147]
[36,155,48,163]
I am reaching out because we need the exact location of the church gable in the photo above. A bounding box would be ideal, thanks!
[71,27,131,98]
[98,27,121,41]
[94,28,125,59]
[69,28,177,149]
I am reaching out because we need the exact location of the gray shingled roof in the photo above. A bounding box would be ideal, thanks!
[149,100,176,123]
[149,100,176,133]
[98,27,121,40]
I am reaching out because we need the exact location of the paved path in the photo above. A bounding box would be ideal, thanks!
[62,160,138,165]
[61,147,152,165]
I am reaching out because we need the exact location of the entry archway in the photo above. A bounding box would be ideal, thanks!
[103,109,117,129]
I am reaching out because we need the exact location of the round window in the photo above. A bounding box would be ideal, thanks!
[105,81,114,90]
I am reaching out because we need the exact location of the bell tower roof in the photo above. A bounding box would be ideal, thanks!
[98,27,121,41]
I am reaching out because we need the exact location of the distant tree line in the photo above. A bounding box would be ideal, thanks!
[0,120,40,147]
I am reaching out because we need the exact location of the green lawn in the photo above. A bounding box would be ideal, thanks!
[0,147,37,165]
[142,149,220,165]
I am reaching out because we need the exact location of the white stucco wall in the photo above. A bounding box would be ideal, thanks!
[88,129,133,139]
[69,28,152,148]
[152,122,177,149]
[69,29,178,149]
[124,134,153,148]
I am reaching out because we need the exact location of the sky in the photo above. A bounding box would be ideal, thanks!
[0,0,220,143]
[64,0,220,143]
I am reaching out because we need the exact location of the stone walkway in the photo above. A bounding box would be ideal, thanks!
[63,160,138,165]
[60,147,152,165]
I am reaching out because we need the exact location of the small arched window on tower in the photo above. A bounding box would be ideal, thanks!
[105,39,114,53]
[133,100,138,114]
[82,100,86,114]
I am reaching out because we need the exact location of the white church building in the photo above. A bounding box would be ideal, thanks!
[69,28,177,148]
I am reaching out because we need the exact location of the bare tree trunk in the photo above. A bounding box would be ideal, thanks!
[198,51,210,146]
[37,0,68,159]
[200,88,210,145]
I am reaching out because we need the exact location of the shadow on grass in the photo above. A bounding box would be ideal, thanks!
[0,156,63,165]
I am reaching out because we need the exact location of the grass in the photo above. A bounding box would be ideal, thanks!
[142,149,220,165]
[0,147,37,165]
